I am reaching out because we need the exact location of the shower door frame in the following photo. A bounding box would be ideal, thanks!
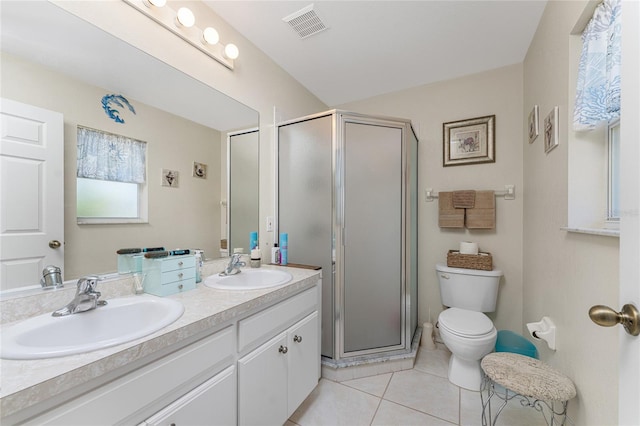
[334,112,413,360]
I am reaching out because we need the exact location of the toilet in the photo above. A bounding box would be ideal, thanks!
[436,263,502,391]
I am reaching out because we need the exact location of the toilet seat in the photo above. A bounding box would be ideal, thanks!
[439,308,495,338]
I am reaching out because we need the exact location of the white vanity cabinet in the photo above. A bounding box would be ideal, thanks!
[237,287,320,425]
[6,275,321,426]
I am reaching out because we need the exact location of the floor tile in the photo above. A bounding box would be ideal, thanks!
[289,378,380,426]
[413,346,450,379]
[383,369,460,424]
[371,400,456,426]
[341,373,392,397]
[459,388,548,426]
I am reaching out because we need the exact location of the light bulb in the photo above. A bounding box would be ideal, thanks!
[202,27,220,45]
[176,7,195,28]
[224,43,239,59]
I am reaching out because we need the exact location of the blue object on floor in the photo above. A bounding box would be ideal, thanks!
[495,330,539,359]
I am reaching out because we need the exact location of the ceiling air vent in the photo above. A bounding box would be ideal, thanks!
[282,4,327,39]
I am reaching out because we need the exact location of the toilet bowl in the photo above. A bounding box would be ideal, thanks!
[438,307,497,390]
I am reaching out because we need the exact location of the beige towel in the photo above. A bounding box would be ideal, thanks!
[465,190,495,229]
[452,190,476,209]
[438,192,464,228]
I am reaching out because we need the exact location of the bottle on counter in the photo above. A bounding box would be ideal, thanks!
[271,243,280,265]
[250,247,261,268]
[279,233,288,266]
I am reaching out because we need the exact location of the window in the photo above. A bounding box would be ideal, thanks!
[566,0,621,236]
[607,120,620,223]
[76,126,147,224]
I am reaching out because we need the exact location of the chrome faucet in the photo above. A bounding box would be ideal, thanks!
[52,276,107,317]
[219,253,246,276]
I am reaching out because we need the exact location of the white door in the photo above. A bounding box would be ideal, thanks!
[618,1,640,424]
[0,98,64,291]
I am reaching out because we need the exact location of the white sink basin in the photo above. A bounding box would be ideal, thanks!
[204,269,293,290]
[0,295,184,360]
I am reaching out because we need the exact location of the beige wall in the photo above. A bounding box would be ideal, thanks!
[1,52,222,279]
[523,1,619,424]
[339,64,525,333]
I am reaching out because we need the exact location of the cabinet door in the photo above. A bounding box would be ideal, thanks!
[144,366,236,426]
[287,311,319,417]
[238,333,288,426]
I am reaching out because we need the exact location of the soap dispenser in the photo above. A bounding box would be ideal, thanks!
[250,247,261,268]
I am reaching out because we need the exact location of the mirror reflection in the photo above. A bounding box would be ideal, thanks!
[227,129,260,255]
[0,1,259,291]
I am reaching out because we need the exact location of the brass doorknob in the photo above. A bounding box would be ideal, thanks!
[589,303,640,336]
[49,240,62,249]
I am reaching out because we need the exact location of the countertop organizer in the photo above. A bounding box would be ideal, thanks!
[142,254,196,296]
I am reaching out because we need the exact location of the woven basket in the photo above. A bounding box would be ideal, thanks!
[447,250,493,271]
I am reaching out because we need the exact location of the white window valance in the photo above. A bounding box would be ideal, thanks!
[77,126,146,184]
[573,0,621,131]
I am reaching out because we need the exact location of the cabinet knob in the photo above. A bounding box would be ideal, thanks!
[178,273,184,278]
[279,345,288,354]
[293,335,302,343]
[178,284,184,290]
[178,261,184,266]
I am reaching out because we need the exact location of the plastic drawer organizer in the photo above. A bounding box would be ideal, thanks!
[142,255,196,296]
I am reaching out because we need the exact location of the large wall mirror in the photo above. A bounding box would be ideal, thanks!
[0,1,259,292]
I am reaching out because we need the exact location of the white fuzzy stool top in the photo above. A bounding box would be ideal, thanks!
[481,352,577,402]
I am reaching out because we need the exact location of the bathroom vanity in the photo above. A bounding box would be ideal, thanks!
[0,262,321,425]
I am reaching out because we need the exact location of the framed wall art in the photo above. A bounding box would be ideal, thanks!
[528,105,539,143]
[443,115,495,167]
[544,106,559,153]
[192,161,207,179]
[161,169,179,187]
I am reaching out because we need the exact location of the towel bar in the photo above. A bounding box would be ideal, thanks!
[425,185,515,202]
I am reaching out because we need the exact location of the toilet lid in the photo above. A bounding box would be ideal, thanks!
[439,308,494,337]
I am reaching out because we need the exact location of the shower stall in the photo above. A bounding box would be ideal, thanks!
[277,110,418,367]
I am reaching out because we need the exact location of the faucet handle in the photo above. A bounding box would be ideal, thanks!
[77,275,100,294]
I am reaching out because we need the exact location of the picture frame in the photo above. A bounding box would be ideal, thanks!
[544,106,559,153]
[161,169,179,187]
[443,115,495,167]
[192,161,207,179]
[528,105,539,144]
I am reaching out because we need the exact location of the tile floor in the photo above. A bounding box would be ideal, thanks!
[287,345,547,426]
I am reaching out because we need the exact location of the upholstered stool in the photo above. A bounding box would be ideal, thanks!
[480,352,576,426]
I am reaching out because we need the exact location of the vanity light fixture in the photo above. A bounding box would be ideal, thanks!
[123,0,238,70]
[175,7,195,28]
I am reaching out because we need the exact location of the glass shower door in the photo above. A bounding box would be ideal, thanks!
[341,120,403,354]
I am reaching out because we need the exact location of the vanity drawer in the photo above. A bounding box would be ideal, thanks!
[238,286,318,353]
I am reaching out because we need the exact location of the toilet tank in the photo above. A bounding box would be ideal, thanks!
[436,263,502,312]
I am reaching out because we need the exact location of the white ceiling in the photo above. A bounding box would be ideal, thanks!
[205,1,547,106]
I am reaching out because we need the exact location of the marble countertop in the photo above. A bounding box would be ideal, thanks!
[0,261,320,418]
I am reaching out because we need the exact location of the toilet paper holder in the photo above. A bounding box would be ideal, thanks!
[526,317,556,350]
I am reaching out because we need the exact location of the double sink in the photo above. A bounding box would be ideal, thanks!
[1,268,292,360]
